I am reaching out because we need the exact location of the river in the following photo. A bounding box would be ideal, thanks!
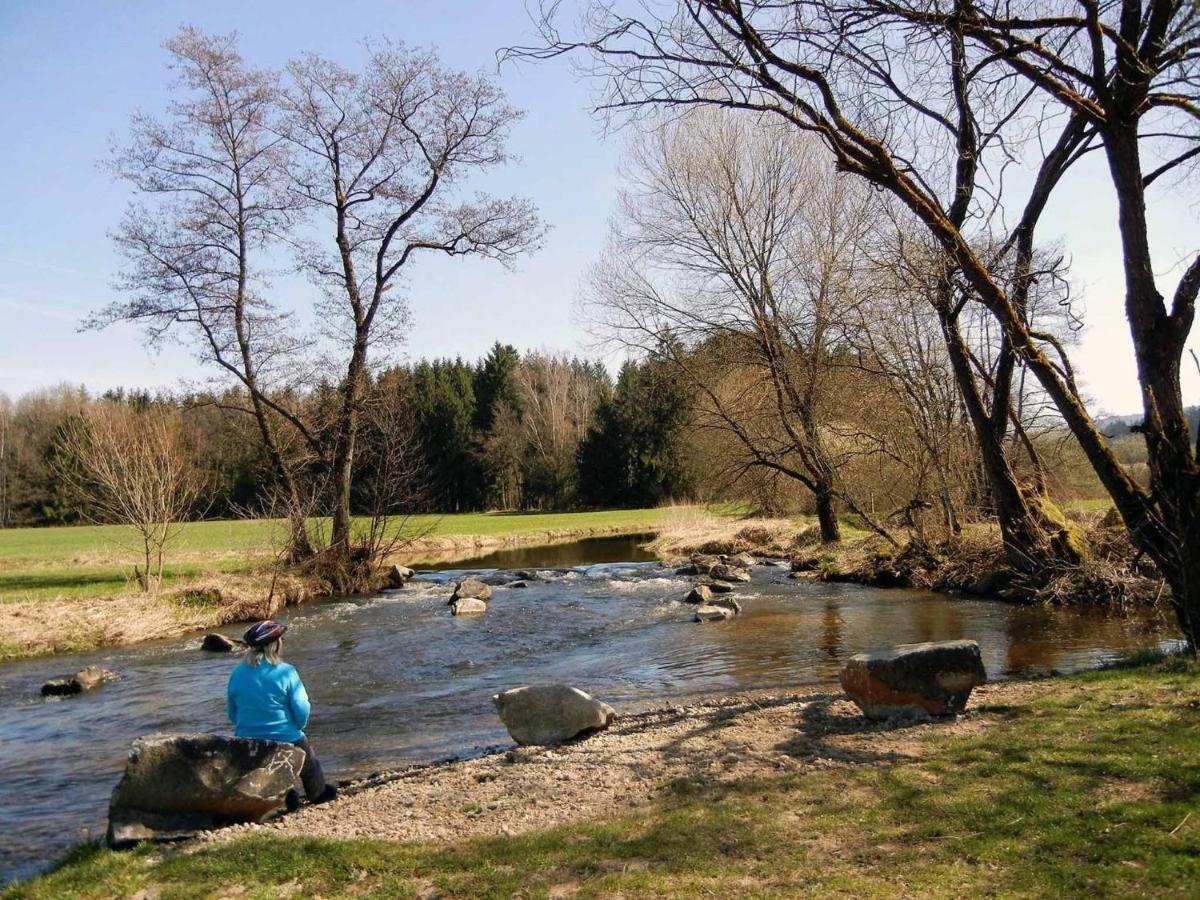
[0,535,1176,883]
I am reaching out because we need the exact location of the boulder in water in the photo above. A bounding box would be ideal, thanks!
[200,633,243,653]
[684,584,713,605]
[448,577,492,605]
[106,733,306,847]
[694,604,735,622]
[711,564,751,583]
[492,684,616,746]
[839,640,987,720]
[42,666,120,697]
[709,596,741,614]
[387,565,415,588]
[705,580,736,594]
[451,597,488,616]
[728,552,756,570]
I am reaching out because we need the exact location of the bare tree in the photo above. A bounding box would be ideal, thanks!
[586,111,892,541]
[515,353,606,508]
[512,0,1200,645]
[95,28,317,559]
[277,42,544,559]
[54,404,203,591]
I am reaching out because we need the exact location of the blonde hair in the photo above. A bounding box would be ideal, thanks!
[244,638,282,667]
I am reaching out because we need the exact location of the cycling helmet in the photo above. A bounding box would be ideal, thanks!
[243,619,287,648]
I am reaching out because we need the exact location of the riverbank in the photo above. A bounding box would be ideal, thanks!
[650,507,1164,610]
[9,656,1198,898]
[0,509,670,660]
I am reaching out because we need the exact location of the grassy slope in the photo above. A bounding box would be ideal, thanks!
[0,509,669,602]
[8,659,1198,899]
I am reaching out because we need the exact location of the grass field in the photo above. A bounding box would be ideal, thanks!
[7,656,1197,899]
[0,509,671,603]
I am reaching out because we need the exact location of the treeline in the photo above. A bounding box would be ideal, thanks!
[0,345,695,527]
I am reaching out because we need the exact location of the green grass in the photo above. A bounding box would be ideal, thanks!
[0,509,670,602]
[9,659,1199,898]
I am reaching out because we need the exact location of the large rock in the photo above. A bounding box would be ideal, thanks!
[447,577,492,605]
[710,564,751,583]
[694,604,734,622]
[709,596,741,614]
[839,640,987,720]
[684,584,713,605]
[107,733,306,847]
[42,666,119,697]
[675,554,720,576]
[451,597,488,616]
[200,633,243,653]
[705,580,736,594]
[387,565,415,588]
[492,684,616,746]
[727,553,757,570]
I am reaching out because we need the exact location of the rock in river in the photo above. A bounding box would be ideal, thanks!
[710,564,751,583]
[705,580,736,594]
[107,733,306,847]
[387,564,415,588]
[447,576,492,605]
[694,604,735,622]
[42,666,120,697]
[685,584,713,605]
[200,633,243,653]
[839,640,987,720]
[451,597,488,616]
[492,684,616,746]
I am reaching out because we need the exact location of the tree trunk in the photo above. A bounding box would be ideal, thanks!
[329,337,368,556]
[939,306,1080,574]
[815,484,841,543]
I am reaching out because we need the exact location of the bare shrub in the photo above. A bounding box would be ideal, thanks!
[54,404,203,591]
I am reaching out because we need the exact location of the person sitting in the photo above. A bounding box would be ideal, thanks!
[227,619,337,808]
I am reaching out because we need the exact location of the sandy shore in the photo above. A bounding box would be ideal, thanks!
[208,678,1054,846]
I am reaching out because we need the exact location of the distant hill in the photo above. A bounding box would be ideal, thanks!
[1098,406,1199,438]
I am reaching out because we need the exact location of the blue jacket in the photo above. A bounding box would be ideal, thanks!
[226,660,311,744]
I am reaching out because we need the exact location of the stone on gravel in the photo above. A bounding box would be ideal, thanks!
[839,640,987,720]
[710,564,751,583]
[200,633,243,653]
[42,666,120,697]
[107,733,306,847]
[492,684,616,746]
[684,584,713,605]
[451,597,488,616]
[694,605,734,622]
[387,565,415,588]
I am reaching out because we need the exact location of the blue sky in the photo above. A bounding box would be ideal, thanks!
[0,0,1195,414]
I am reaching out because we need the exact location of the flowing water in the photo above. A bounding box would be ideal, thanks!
[0,535,1176,884]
